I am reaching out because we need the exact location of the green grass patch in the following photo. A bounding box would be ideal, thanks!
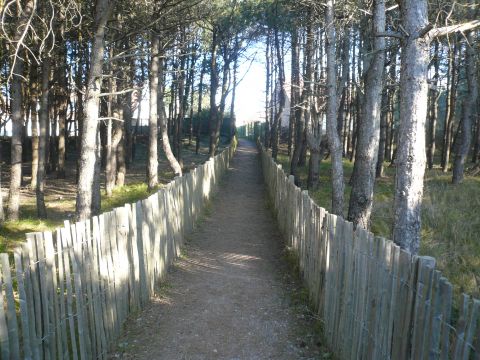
[101,182,158,213]
[0,182,158,254]
[0,217,60,253]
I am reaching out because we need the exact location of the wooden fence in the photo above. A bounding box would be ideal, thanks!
[260,144,480,360]
[0,143,236,359]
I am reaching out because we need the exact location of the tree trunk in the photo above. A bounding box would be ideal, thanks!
[48,92,57,174]
[106,60,116,196]
[441,39,458,173]
[175,34,187,167]
[147,33,160,190]
[325,0,345,216]
[376,87,388,179]
[426,41,440,170]
[57,43,68,179]
[36,59,50,218]
[393,0,430,254]
[158,56,182,177]
[474,119,480,164]
[272,28,285,161]
[304,10,322,190]
[188,49,197,145]
[229,36,239,142]
[337,33,350,140]
[210,43,231,158]
[75,0,111,220]
[92,131,102,216]
[264,32,271,148]
[30,66,39,189]
[208,30,219,157]
[452,30,477,184]
[348,0,386,230]
[7,0,36,221]
[289,29,301,171]
[195,55,206,154]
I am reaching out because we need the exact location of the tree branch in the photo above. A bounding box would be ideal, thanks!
[426,20,480,39]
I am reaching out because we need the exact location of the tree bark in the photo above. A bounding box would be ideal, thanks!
[474,119,480,164]
[158,56,182,177]
[337,33,350,140]
[325,0,345,216]
[75,0,111,220]
[452,30,478,184]
[195,55,206,154]
[208,30,220,157]
[376,87,388,179]
[147,33,160,190]
[30,65,39,189]
[188,47,197,145]
[290,28,303,183]
[175,34,187,167]
[441,38,458,173]
[271,28,285,161]
[426,41,440,170]
[348,0,386,230]
[229,36,239,142]
[7,0,36,221]
[264,32,271,148]
[304,10,322,190]
[393,0,430,254]
[92,131,102,216]
[36,59,50,218]
[57,43,68,179]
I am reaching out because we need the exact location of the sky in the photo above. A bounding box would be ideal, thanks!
[233,44,267,126]
[6,42,272,136]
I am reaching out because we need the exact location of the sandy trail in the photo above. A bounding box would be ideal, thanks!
[110,141,325,360]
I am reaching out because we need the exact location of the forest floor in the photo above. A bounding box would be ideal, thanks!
[0,138,226,253]
[276,145,480,304]
[109,140,331,359]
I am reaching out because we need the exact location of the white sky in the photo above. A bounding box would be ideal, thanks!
[234,44,266,125]
[7,43,270,136]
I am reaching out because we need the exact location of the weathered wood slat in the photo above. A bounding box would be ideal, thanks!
[54,229,69,360]
[64,222,89,360]
[256,142,480,360]
[60,226,79,360]
[44,231,62,359]
[0,253,20,359]
[0,144,235,360]
[13,248,33,359]
[0,266,10,360]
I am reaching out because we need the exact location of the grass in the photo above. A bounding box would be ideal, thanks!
[0,136,226,254]
[0,182,157,254]
[101,183,157,213]
[0,217,59,253]
[277,150,480,303]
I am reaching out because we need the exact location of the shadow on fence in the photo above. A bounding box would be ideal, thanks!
[0,143,237,359]
[260,142,480,360]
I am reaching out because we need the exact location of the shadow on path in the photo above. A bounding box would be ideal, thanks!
[110,140,326,359]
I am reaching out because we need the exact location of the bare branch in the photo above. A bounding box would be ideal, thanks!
[98,87,144,97]
[426,20,480,39]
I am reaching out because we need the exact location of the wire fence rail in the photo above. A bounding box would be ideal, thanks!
[0,143,237,360]
[260,143,480,360]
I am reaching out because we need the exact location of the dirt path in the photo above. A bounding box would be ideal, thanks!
[110,141,327,359]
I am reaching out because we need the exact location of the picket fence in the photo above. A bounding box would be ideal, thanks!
[0,143,236,359]
[260,144,480,360]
